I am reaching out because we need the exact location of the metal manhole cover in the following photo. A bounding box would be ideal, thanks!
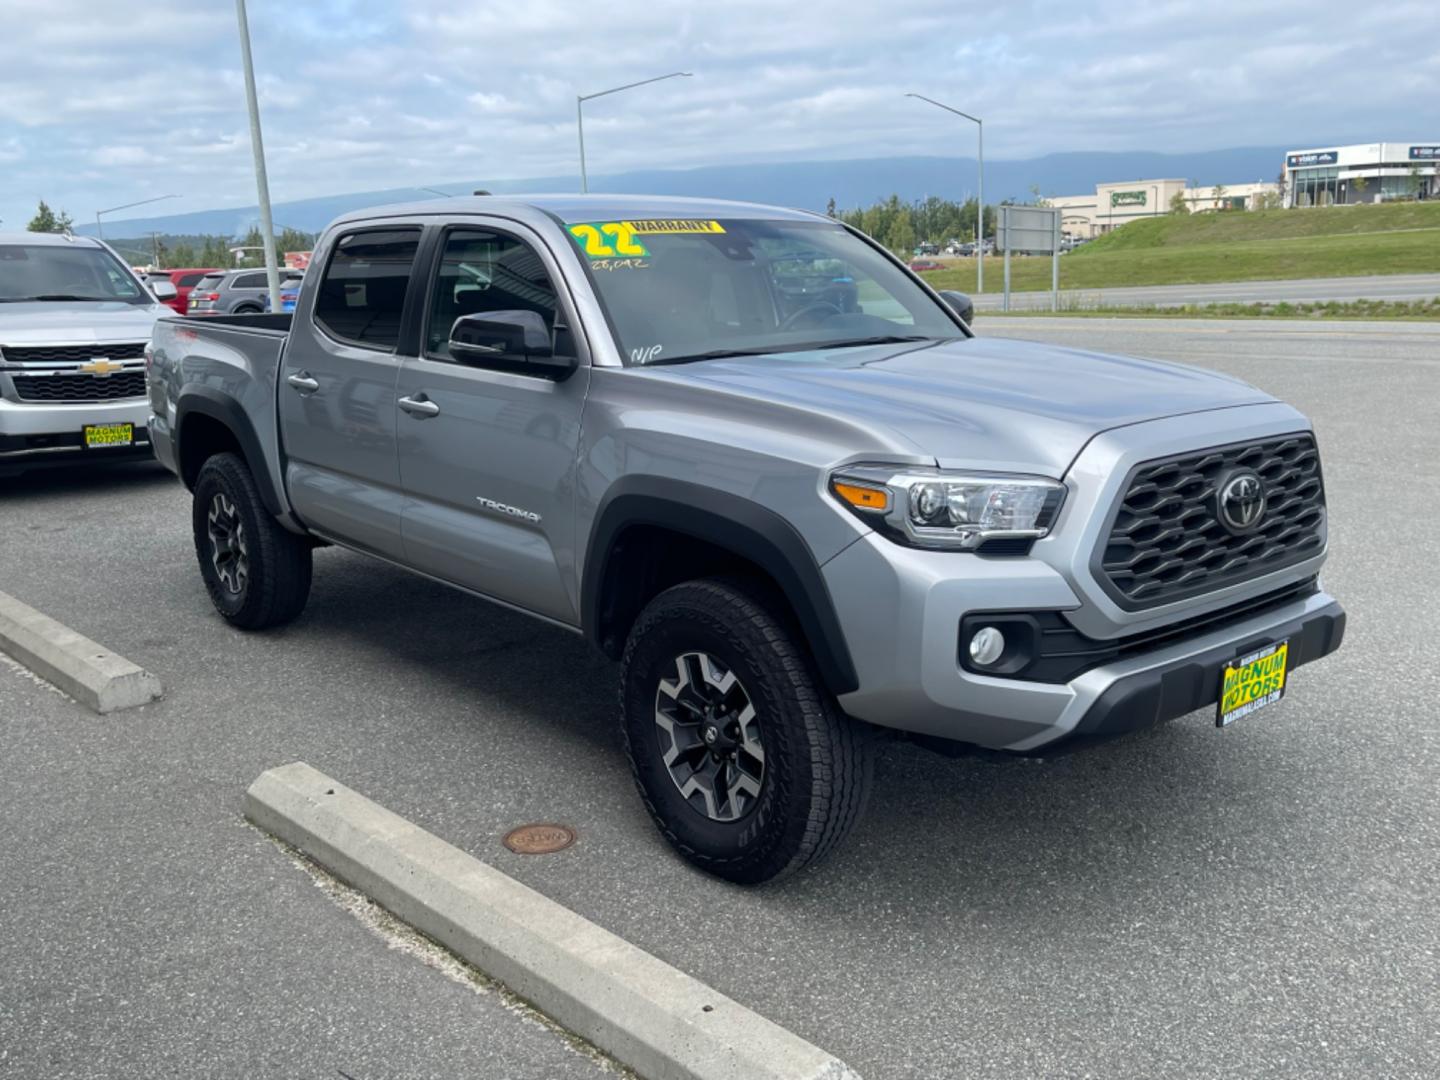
[502,823,577,855]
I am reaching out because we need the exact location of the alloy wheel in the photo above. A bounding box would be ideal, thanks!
[206,492,249,595]
[654,651,765,822]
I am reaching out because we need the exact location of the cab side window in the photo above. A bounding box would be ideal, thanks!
[426,230,557,358]
[315,228,421,351]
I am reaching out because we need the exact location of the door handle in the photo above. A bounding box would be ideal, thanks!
[286,371,319,393]
[398,394,441,418]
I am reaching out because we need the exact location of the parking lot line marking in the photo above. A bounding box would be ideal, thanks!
[0,589,162,714]
[246,762,863,1080]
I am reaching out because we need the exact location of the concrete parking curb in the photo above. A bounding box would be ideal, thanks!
[0,590,162,713]
[245,762,862,1080]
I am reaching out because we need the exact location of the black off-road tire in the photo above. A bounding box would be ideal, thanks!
[620,577,873,884]
[192,452,312,629]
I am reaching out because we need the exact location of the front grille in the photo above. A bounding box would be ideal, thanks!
[11,371,148,402]
[1097,434,1325,609]
[1,342,146,364]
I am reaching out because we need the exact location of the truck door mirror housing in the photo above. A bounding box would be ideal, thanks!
[448,310,578,380]
[938,290,974,325]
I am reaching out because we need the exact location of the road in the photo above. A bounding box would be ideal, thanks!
[2,318,1438,1078]
[969,271,1440,311]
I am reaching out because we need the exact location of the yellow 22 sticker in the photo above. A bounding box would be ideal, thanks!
[567,219,726,260]
[568,222,649,259]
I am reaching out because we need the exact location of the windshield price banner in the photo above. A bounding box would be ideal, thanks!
[568,219,726,264]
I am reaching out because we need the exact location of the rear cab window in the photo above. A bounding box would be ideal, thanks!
[313,228,421,351]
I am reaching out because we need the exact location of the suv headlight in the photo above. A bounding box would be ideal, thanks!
[829,466,1065,551]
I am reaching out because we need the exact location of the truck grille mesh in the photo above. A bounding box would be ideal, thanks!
[11,371,147,402]
[1098,434,1325,608]
[1,342,146,364]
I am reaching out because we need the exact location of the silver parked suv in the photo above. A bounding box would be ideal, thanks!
[149,195,1345,882]
[188,267,299,315]
[1,231,177,475]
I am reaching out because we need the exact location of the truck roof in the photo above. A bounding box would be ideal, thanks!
[0,231,106,247]
[329,193,828,230]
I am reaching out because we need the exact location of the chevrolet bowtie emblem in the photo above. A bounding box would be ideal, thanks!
[78,358,121,376]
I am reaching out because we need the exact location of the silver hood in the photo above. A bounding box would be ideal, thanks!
[0,301,170,347]
[674,337,1278,476]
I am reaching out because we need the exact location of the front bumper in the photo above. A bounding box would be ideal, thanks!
[824,532,1344,752]
[0,396,153,469]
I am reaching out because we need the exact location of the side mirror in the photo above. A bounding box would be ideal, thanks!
[150,279,178,301]
[939,290,975,325]
[449,310,577,380]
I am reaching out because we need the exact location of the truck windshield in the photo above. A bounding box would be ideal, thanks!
[563,218,965,366]
[0,244,149,304]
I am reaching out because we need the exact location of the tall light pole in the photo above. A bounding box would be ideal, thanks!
[235,0,281,313]
[906,93,984,293]
[95,194,178,242]
[577,72,692,193]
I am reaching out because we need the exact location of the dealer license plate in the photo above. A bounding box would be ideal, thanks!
[1217,640,1289,727]
[83,423,134,449]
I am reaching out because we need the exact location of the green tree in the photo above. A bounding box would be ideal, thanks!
[1350,176,1369,203]
[886,212,916,255]
[1211,183,1228,210]
[27,199,74,233]
[170,241,198,267]
[277,227,316,256]
[1406,165,1423,198]
[1029,184,1051,208]
[1169,190,1190,215]
[825,196,837,218]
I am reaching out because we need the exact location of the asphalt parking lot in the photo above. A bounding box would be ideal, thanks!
[3,317,1437,1079]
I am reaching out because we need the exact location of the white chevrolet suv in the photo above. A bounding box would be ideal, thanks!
[0,231,177,476]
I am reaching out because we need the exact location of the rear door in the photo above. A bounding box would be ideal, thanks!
[277,225,424,559]
[394,220,591,623]
[228,271,269,311]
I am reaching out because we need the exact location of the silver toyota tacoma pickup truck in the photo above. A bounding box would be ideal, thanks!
[148,195,1344,883]
[2,232,179,475]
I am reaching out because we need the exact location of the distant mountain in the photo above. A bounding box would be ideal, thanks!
[84,147,1289,241]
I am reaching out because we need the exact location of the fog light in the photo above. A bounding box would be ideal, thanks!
[968,626,1006,667]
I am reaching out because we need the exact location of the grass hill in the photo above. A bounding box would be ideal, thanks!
[926,201,1440,294]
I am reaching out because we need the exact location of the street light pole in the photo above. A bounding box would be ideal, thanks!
[95,194,178,242]
[906,93,984,293]
[577,71,693,193]
[235,0,281,313]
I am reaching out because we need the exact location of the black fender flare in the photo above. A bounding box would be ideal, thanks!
[581,477,859,696]
[173,387,286,517]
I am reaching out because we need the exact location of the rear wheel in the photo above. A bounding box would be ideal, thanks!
[192,452,311,629]
[620,577,872,884]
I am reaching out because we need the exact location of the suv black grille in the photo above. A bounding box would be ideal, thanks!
[1097,434,1325,609]
[11,371,147,402]
[1,342,146,364]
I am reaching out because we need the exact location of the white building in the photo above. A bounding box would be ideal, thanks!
[1284,142,1439,207]
[1048,178,1279,239]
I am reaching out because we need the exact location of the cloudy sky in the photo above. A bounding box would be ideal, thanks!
[1,0,1437,230]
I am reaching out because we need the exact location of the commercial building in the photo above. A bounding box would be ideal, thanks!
[1048,179,1279,239]
[1284,142,1439,207]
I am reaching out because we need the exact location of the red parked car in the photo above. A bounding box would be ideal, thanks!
[908,258,945,273]
[145,268,222,315]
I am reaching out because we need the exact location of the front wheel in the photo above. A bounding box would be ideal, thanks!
[192,452,312,629]
[620,578,872,884]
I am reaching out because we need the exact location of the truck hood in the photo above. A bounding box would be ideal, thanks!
[0,301,169,346]
[677,336,1276,476]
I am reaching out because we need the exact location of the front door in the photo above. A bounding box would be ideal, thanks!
[396,223,590,624]
[278,225,422,559]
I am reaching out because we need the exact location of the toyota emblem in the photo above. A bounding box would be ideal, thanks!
[1218,471,1266,533]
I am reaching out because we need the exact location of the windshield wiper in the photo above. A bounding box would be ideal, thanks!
[3,294,115,302]
[646,335,941,367]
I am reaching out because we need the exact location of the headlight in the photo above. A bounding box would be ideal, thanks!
[829,466,1065,551]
